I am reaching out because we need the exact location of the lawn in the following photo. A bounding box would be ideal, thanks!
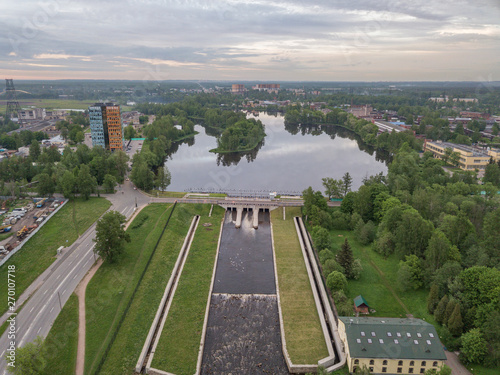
[151,204,224,374]
[150,190,186,198]
[328,229,409,318]
[42,294,79,375]
[98,204,215,375]
[84,204,173,375]
[271,207,329,364]
[0,198,111,316]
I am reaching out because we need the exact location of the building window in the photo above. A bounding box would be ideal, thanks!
[420,369,425,373]
[421,361,426,366]
[410,361,415,366]
[398,360,403,366]
[409,368,414,374]
[369,368,374,373]
[433,362,438,367]
[397,368,402,373]
[383,360,388,365]
[382,368,387,373]
[369,360,374,365]
[354,359,359,365]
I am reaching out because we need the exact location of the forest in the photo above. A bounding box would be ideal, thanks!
[303,143,500,370]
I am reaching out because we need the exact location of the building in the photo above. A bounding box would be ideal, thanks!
[89,103,124,151]
[424,141,500,171]
[252,83,280,93]
[231,84,246,94]
[338,317,447,375]
[354,295,370,314]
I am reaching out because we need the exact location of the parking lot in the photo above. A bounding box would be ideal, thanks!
[0,198,65,258]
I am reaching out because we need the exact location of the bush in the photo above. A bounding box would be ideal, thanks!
[322,259,345,276]
[373,230,395,256]
[331,210,350,230]
[333,290,353,316]
[326,271,348,293]
[356,220,376,245]
[319,249,334,264]
[351,259,363,280]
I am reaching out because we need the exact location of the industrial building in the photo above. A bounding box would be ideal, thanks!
[89,103,124,151]
[338,317,447,375]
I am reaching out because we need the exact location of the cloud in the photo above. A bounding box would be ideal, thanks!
[0,0,498,80]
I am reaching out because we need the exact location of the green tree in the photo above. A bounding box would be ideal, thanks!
[342,172,353,197]
[397,254,423,291]
[102,174,117,194]
[124,124,137,140]
[460,328,488,364]
[326,271,348,293]
[425,230,451,273]
[77,164,97,200]
[131,156,154,191]
[58,170,76,199]
[434,294,449,324]
[322,177,342,200]
[6,336,47,374]
[336,238,354,278]
[427,284,440,314]
[154,165,171,191]
[29,140,41,161]
[36,173,55,197]
[484,163,500,186]
[94,211,131,263]
[311,226,330,251]
[447,303,463,336]
[449,151,461,167]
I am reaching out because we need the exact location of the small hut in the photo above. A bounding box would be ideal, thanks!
[354,295,370,314]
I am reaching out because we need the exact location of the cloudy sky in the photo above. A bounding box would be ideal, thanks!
[1,0,499,81]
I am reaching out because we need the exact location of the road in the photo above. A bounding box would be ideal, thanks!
[0,180,150,375]
[0,185,337,373]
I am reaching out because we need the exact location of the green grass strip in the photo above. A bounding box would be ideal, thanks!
[84,203,173,374]
[97,204,208,374]
[271,207,329,364]
[151,204,225,374]
[0,198,111,316]
[43,293,79,375]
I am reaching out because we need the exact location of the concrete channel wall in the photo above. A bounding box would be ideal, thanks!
[135,215,200,374]
[296,217,347,373]
[0,199,67,267]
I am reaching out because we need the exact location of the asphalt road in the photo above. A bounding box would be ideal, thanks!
[0,180,150,375]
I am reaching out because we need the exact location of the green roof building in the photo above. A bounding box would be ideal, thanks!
[338,317,447,374]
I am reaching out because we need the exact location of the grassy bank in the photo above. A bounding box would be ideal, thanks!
[151,204,224,374]
[98,204,208,374]
[43,294,79,375]
[271,207,329,364]
[0,198,110,316]
[150,190,186,198]
[84,204,173,374]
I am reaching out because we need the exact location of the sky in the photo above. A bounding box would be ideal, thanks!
[1,0,499,81]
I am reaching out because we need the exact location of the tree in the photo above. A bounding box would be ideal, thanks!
[77,164,97,200]
[311,226,330,251]
[336,238,354,278]
[94,211,131,263]
[29,140,41,161]
[342,172,353,197]
[58,170,76,199]
[425,230,451,273]
[154,165,171,191]
[36,173,55,197]
[102,174,117,194]
[6,336,47,374]
[460,328,488,364]
[322,177,342,200]
[447,303,463,336]
[449,151,461,167]
[484,163,500,186]
[124,124,137,141]
[443,299,457,327]
[397,254,423,291]
[427,284,440,314]
[434,294,449,324]
[326,271,348,293]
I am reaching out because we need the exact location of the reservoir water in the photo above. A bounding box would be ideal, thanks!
[165,113,389,194]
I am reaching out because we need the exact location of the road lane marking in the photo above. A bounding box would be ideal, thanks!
[121,207,127,214]
[56,274,61,279]
[50,307,54,313]
[19,246,95,346]
[62,289,67,295]
[30,307,34,313]
[37,327,41,334]
[43,289,48,295]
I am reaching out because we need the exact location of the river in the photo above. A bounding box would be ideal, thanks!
[164,113,389,194]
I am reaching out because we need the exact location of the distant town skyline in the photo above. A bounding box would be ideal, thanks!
[1,0,499,81]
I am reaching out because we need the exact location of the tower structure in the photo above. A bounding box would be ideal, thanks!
[89,102,124,151]
[5,79,23,124]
